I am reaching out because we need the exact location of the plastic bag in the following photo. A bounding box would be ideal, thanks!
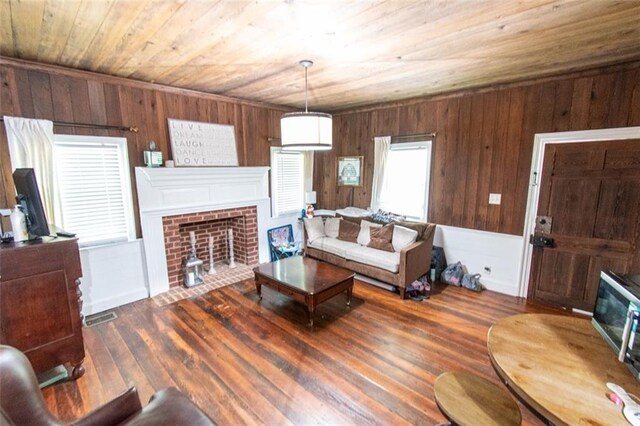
[461,273,484,292]
[441,261,464,286]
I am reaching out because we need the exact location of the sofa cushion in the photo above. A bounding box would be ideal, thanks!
[357,220,382,246]
[392,225,419,252]
[305,217,325,243]
[368,224,395,252]
[324,217,341,238]
[396,221,430,240]
[345,245,401,273]
[337,219,359,243]
[309,237,358,258]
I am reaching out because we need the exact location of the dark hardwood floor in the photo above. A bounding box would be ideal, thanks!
[43,280,563,425]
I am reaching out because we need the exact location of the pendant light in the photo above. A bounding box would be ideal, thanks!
[281,60,332,151]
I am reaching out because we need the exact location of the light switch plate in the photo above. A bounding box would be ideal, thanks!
[489,193,502,205]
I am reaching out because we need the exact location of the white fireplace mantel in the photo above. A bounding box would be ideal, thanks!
[135,167,271,296]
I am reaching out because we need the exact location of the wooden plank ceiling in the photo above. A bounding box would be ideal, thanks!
[1,0,639,111]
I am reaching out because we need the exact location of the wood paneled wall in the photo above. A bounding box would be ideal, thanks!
[0,57,290,236]
[314,63,640,236]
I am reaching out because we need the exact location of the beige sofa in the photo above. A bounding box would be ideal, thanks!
[304,216,435,299]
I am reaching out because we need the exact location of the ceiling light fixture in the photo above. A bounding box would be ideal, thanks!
[281,60,332,151]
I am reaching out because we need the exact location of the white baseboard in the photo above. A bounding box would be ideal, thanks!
[83,288,149,315]
[478,276,520,297]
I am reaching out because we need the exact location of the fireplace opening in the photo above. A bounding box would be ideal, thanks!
[162,206,258,288]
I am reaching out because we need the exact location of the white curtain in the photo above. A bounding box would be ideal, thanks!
[4,116,61,225]
[370,136,391,211]
[303,151,314,193]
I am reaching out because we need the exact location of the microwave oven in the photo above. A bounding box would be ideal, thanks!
[592,271,640,379]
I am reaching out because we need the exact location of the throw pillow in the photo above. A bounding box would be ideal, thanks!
[305,217,326,243]
[392,225,419,252]
[367,224,395,252]
[357,220,382,246]
[324,217,341,238]
[337,219,359,243]
[396,220,428,240]
[369,209,406,224]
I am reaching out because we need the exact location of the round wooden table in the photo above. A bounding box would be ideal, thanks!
[434,371,521,426]
[487,313,640,426]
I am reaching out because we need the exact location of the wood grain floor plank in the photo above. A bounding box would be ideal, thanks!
[41,279,561,425]
[131,299,262,425]
[93,320,156,403]
[177,298,350,425]
[198,289,411,426]
[110,305,178,393]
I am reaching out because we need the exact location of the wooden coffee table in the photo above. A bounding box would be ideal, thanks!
[253,256,355,326]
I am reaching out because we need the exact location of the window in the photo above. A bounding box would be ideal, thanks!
[53,134,135,246]
[378,141,432,220]
[270,147,309,217]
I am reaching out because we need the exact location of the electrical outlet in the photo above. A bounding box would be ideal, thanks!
[489,193,502,205]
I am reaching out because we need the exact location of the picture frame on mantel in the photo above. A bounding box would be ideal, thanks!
[337,156,363,186]
[168,118,239,167]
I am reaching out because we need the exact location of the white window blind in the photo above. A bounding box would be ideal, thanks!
[379,141,432,221]
[271,148,304,216]
[54,135,135,246]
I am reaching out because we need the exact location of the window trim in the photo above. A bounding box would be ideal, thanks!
[269,146,305,218]
[53,134,136,247]
[384,140,432,221]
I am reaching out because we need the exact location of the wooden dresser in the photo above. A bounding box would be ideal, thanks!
[0,237,85,379]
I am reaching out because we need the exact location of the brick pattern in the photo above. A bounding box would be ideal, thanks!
[162,206,258,288]
[152,261,255,306]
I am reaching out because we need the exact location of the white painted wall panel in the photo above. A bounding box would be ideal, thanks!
[433,225,523,296]
[79,239,148,315]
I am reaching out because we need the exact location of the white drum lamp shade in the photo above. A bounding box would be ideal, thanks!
[281,112,332,151]
[305,191,317,205]
[281,60,332,151]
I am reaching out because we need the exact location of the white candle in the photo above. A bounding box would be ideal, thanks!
[228,228,236,268]
[189,231,196,246]
[208,234,216,275]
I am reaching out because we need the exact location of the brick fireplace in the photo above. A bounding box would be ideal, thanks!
[135,166,271,296]
[162,206,258,288]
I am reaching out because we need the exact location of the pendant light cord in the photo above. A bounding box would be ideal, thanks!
[304,66,308,113]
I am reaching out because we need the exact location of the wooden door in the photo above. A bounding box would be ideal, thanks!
[528,139,640,311]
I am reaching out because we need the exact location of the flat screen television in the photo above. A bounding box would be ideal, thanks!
[13,168,50,238]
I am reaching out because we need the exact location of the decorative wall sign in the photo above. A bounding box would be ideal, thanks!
[337,156,363,186]
[168,119,239,167]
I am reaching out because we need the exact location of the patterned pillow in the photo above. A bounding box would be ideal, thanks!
[369,209,406,224]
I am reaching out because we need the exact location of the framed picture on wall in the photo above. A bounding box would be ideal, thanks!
[337,156,364,186]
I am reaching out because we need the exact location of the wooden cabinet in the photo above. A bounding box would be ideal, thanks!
[0,237,85,378]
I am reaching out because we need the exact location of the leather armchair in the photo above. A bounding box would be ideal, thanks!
[0,345,214,425]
